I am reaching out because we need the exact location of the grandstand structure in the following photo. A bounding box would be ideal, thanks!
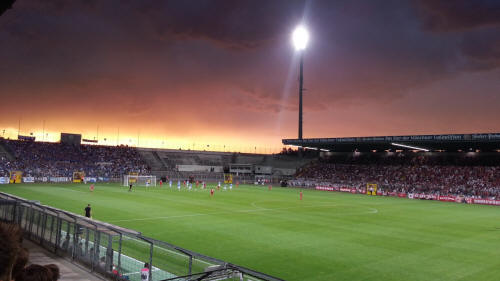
[283,133,500,202]
[0,133,313,184]
[137,147,311,182]
[283,133,500,152]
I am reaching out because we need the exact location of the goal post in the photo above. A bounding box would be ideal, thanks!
[122,175,157,187]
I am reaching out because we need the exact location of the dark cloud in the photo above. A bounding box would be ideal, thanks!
[416,0,500,32]
[135,0,306,50]
[12,0,305,50]
[0,0,499,143]
[460,30,500,70]
[415,0,500,71]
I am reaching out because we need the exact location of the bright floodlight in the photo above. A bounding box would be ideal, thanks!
[292,25,309,50]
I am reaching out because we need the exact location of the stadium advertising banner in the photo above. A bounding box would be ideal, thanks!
[315,186,364,194]
[315,185,500,207]
[49,177,71,183]
[413,193,438,200]
[438,195,457,202]
[37,177,48,182]
[340,187,354,193]
[73,171,85,183]
[86,177,97,183]
[315,186,339,191]
[470,198,500,206]
[0,177,9,184]
[22,177,35,183]
[9,171,23,184]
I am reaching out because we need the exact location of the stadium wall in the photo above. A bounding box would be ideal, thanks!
[176,165,223,172]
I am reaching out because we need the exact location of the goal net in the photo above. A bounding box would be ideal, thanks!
[122,175,157,187]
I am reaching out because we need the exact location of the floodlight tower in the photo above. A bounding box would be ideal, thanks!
[292,25,309,140]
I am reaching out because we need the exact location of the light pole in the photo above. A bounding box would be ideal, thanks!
[292,25,309,140]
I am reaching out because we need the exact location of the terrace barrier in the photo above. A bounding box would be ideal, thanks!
[0,192,284,281]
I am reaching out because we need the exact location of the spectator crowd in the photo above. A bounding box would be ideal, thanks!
[292,153,500,199]
[0,139,150,179]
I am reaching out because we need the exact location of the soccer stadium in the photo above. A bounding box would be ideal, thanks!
[1,1,500,281]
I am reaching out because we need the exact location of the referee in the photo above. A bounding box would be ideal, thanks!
[84,204,92,219]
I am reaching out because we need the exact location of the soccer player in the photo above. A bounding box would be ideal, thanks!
[146,180,150,188]
[169,180,172,188]
[188,183,192,191]
[223,184,227,191]
[203,182,206,189]
[230,183,233,190]
[129,183,133,192]
[177,180,181,191]
[89,184,94,192]
[84,204,92,218]
[300,191,303,200]
[210,189,214,197]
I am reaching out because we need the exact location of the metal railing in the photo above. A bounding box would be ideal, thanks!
[0,192,284,281]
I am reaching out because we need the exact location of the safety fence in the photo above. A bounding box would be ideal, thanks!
[0,192,284,281]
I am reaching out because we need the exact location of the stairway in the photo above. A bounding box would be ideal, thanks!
[152,151,169,170]
[0,142,14,161]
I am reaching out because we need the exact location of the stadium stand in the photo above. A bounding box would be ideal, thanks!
[0,138,308,183]
[139,149,309,181]
[290,151,499,199]
[284,133,500,200]
[0,139,150,179]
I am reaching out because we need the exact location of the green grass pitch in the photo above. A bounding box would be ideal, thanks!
[1,183,499,281]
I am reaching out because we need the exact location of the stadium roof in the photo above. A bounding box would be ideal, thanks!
[282,133,500,152]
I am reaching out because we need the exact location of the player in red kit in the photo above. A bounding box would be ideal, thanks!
[210,189,214,197]
[236,181,239,188]
[159,180,163,187]
[268,185,272,191]
[89,184,95,192]
[300,191,303,200]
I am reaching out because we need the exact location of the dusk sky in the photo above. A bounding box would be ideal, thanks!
[1,0,499,152]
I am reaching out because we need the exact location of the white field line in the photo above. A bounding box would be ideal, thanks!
[110,203,378,223]
[116,204,378,270]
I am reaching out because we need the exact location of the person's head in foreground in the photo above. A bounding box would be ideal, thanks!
[0,223,22,281]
